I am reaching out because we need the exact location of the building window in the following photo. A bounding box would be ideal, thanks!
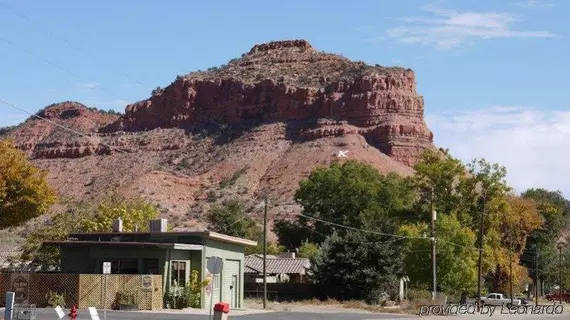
[171,261,186,287]
[107,259,138,274]
[143,259,159,274]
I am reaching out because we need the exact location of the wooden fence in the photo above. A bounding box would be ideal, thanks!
[0,273,163,310]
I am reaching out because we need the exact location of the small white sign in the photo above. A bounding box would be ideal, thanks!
[54,305,65,319]
[88,307,100,320]
[102,262,111,275]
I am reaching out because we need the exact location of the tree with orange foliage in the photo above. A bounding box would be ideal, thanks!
[492,196,542,294]
[0,139,56,227]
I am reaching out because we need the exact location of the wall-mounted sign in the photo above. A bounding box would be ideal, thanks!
[141,275,153,291]
[11,273,30,304]
[102,262,111,275]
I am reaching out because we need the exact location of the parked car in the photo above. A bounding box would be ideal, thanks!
[545,293,570,302]
[515,296,531,305]
[480,293,521,307]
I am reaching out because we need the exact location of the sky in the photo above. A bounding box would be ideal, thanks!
[0,0,569,196]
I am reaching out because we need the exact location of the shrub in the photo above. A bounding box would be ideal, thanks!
[46,291,65,308]
[206,191,217,202]
[219,167,248,189]
[164,270,210,309]
[0,125,15,135]
[151,86,164,96]
[117,290,137,306]
[186,270,209,308]
[407,289,432,301]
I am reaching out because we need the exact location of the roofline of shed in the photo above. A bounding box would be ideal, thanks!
[43,241,205,251]
[67,230,258,247]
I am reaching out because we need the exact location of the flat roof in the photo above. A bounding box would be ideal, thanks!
[68,230,258,247]
[44,241,204,251]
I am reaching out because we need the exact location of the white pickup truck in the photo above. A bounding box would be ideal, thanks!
[480,293,521,306]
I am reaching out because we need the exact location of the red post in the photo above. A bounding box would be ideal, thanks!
[68,304,78,320]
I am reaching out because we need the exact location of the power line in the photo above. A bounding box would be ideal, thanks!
[0,8,520,258]
[0,96,517,255]
[0,98,131,154]
[0,2,144,86]
[0,35,85,80]
[0,31,238,136]
[295,212,484,253]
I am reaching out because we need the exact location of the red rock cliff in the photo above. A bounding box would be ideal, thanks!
[104,40,433,165]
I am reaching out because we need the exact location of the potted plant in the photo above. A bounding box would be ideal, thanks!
[116,290,138,311]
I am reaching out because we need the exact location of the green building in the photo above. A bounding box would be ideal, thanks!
[45,219,257,309]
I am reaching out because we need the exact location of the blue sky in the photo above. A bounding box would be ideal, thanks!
[1,0,569,196]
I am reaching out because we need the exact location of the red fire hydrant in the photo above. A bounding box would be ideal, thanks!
[213,302,230,320]
[68,304,78,319]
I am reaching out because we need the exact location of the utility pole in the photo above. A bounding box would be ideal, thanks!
[263,196,268,309]
[430,188,437,301]
[509,249,513,306]
[476,191,486,311]
[535,249,539,306]
[558,243,563,304]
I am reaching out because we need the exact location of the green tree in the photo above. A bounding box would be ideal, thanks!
[291,160,416,245]
[411,148,468,223]
[461,158,512,278]
[80,197,159,232]
[206,198,262,241]
[399,213,479,295]
[19,206,88,270]
[0,139,57,227]
[311,231,404,303]
[19,197,159,270]
[206,198,262,254]
[273,218,312,250]
[521,188,570,284]
[266,242,285,255]
[298,240,319,259]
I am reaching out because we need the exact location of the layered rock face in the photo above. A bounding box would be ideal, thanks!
[104,40,433,165]
[5,101,118,159]
[0,39,436,232]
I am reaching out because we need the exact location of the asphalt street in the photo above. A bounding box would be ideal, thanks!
[11,308,416,320]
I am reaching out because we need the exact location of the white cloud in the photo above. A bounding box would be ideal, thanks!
[384,4,555,49]
[512,0,555,9]
[76,82,101,90]
[427,106,570,197]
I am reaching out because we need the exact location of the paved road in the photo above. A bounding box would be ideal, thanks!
[237,312,414,320]
[13,308,415,320]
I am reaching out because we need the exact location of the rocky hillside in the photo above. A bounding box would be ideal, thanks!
[1,39,434,233]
